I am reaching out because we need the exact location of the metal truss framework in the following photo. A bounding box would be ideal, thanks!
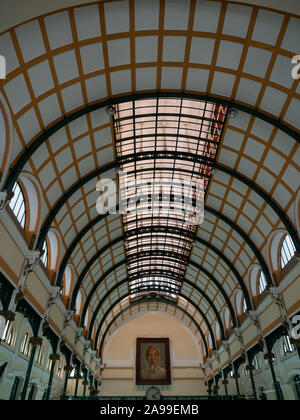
[2,92,299,355]
[91,287,218,355]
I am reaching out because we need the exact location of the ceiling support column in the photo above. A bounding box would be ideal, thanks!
[265,353,284,401]
[45,353,60,400]
[20,336,42,400]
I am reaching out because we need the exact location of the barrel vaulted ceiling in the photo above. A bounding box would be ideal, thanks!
[0,0,299,357]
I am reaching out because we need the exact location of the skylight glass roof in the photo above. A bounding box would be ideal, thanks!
[114,98,227,299]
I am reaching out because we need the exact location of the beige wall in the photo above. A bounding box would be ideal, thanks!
[0,221,24,283]
[65,325,76,347]
[100,312,206,397]
[49,304,65,333]
[26,272,49,313]
[281,265,300,315]
[259,303,282,333]
[243,323,259,349]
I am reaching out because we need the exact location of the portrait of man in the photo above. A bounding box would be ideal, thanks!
[141,345,166,380]
[136,338,171,385]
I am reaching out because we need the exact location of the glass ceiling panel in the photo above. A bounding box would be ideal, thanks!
[113,98,227,299]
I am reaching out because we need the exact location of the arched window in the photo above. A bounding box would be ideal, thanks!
[20,333,31,356]
[42,230,60,273]
[281,235,296,269]
[215,322,221,341]
[56,356,65,380]
[253,355,261,371]
[75,291,83,315]
[9,182,26,228]
[47,358,52,372]
[56,358,64,380]
[223,308,232,330]
[41,240,49,268]
[5,325,14,346]
[1,319,14,346]
[35,344,44,366]
[63,266,73,296]
[208,333,213,350]
[235,290,247,316]
[279,335,295,357]
[84,309,90,329]
[1,319,9,340]
[259,271,267,295]
[243,298,247,314]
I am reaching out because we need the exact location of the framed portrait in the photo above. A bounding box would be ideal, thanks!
[136,338,171,385]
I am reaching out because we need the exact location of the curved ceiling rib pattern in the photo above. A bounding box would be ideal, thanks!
[97,298,210,359]
[93,291,219,355]
[87,272,227,342]
[79,257,237,330]
[0,0,299,356]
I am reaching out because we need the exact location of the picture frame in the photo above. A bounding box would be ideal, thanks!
[136,337,171,385]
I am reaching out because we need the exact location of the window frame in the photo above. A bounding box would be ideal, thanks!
[243,298,248,314]
[280,335,295,357]
[35,344,44,366]
[280,235,296,269]
[258,271,267,295]
[41,240,49,269]
[2,320,14,345]
[9,182,26,229]
[20,333,30,356]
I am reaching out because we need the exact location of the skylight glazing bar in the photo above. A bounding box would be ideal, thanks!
[114,98,227,299]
